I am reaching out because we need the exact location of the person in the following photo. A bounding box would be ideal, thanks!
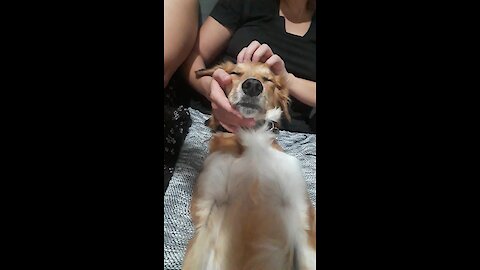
[182,0,316,133]
[163,0,199,192]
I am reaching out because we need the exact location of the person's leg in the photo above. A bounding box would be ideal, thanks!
[164,0,198,88]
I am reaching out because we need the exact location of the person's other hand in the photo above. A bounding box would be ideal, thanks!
[236,40,289,77]
[208,68,256,132]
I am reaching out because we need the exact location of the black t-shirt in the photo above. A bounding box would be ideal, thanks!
[193,0,317,133]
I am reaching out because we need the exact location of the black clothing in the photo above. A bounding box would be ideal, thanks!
[164,73,192,193]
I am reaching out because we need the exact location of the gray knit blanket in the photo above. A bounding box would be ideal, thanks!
[163,108,316,269]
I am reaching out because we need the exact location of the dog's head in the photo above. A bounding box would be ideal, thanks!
[196,61,291,123]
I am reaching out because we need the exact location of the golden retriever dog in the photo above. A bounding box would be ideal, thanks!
[182,62,316,270]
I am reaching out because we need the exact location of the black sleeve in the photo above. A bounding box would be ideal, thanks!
[209,0,245,32]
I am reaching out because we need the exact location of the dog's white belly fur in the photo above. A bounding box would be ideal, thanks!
[185,130,315,270]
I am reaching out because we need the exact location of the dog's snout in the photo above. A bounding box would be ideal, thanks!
[242,78,263,97]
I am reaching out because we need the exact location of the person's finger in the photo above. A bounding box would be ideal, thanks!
[252,43,273,63]
[214,109,256,129]
[212,104,241,128]
[243,40,261,62]
[237,47,247,63]
[218,121,238,133]
[211,68,232,89]
[265,54,285,75]
[210,85,238,115]
[225,106,256,127]
[260,52,271,63]
[211,97,231,115]
[265,54,283,67]
[210,92,247,127]
[211,97,256,128]
[238,117,256,127]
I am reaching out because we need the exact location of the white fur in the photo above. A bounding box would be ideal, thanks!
[183,108,315,270]
[265,107,282,123]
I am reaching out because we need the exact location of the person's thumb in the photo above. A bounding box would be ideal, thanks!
[212,68,232,89]
[210,84,233,112]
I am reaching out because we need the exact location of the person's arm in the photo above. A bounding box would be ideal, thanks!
[181,17,231,98]
[285,73,316,108]
[164,0,198,88]
[181,17,255,132]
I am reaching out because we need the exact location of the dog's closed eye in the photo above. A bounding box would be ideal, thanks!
[262,76,273,82]
[229,71,242,76]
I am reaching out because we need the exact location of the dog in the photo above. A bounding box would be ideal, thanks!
[182,61,316,270]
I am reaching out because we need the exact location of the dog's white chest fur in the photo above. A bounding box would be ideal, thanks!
[184,127,315,270]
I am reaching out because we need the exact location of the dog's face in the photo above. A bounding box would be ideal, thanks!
[196,62,290,121]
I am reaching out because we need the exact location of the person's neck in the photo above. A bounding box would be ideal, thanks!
[280,0,310,22]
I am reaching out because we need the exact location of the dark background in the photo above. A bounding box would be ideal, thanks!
[2,0,474,268]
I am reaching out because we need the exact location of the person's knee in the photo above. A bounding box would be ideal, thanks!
[164,0,198,87]
[165,51,190,88]
[164,33,197,88]
[164,67,174,88]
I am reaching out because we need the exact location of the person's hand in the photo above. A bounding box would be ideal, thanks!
[236,40,289,78]
[208,68,256,132]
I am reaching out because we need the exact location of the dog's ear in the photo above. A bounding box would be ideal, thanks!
[278,90,291,122]
[195,61,236,78]
[273,74,291,122]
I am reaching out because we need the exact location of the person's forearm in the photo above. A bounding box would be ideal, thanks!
[178,16,233,99]
[181,48,213,100]
[285,73,316,107]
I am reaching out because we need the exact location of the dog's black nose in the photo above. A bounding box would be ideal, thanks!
[242,78,263,97]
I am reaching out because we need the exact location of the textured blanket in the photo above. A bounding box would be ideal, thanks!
[163,108,317,269]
